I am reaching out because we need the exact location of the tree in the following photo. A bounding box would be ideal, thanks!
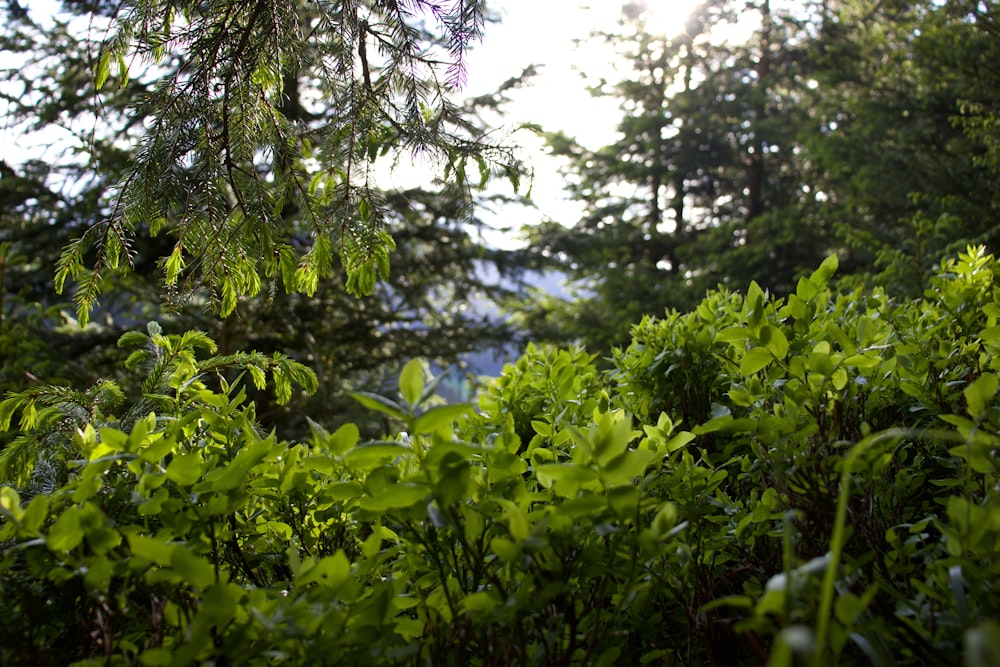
[511,0,842,354]
[1,1,528,437]
[803,0,1000,294]
[511,0,1000,354]
[27,0,517,324]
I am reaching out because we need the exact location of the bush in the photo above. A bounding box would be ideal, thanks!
[3,249,1000,665]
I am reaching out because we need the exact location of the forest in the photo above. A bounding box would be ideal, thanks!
[1,0,1000,664]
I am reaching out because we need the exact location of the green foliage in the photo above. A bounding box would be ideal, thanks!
[4,248,1000,664]
[512,0,843,354]
[468,343,606,452]
[806,0,1000,297]
[611,288,745,428]
[35,0,522,325]
[0,321,316,489]
[6,2,1000,662]
[0,5,529,441]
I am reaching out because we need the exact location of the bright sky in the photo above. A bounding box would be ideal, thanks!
[466,1,703,142]
[460,1,619,238]
[455,0,709,242]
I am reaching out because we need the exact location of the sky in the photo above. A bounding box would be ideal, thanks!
[459,1,623,239]
[448,0,705,244]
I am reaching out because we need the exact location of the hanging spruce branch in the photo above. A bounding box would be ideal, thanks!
[54,0,516,324]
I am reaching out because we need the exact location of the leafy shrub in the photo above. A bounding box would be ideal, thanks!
[3,249,1000,665]
[611,288,744,428]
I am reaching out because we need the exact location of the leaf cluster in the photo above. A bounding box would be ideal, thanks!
[4,248,1000,664]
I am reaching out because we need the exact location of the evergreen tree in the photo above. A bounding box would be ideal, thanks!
[1,1,527,436]
[806,0,1000,294]
[512,0,836,354]
[511,0,1000,353]
[25,0,517,324]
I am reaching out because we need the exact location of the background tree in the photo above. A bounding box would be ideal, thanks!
[511,0,841,354]
[806,0,1000,294]
[511,0,1000,354]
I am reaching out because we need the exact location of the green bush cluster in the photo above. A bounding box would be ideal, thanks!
[3,249,1000,665]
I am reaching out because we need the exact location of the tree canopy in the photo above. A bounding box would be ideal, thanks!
[9,0,516,324]
[1,0,528,437]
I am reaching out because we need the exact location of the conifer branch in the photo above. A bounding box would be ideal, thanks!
[58,0,519,322]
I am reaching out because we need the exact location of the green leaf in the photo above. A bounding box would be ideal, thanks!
[832,367,849,390]
[810,254,839,286]
[413,404,474,434]
[715,326,750,343]
[358,483,427,511]
[297,550,352,591]
[115,52,129,89]
[429,457,476,503]
[295,262,319,296]
[164,245,185,285]
[128,533,174,566]
[86,524,122,554]
[759,325,789,361]
[979,326,1000,341]
[209,439,273,493]
[95,49,111,90]
[198,582,242,629]
[965,373,999,419]
[796,276,819,301]
[21,494,49,533]
[665,431,696,453]
[602,447,659,485]
[342,442,411,468]
[746,281,766,328]
[462,591,501,614]
[0,486,23,522]
[324,481,365,500]
[47,506,85,552]
[399,359,424,407]
[220,279,238,317]
[0,396,19,431]
[835,592,868,626]
[505,506,529,541]
[950,442,1000,474]
[490,537,519,562]
[741,347,773,375]
[641,650,669,664]
[532,420,552,436]
[170,546,215,589]
[139,649,173,667]
[650,502,677,538]
[536,463,600,497]
[165,453,204,486]
[349,391,408,421]
[327,422,360,454]
[843,354,880,370]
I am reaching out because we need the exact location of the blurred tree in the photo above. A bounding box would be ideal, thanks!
[805,0,1000,295]
[511,0,839,354]
[510,0,1000,354]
